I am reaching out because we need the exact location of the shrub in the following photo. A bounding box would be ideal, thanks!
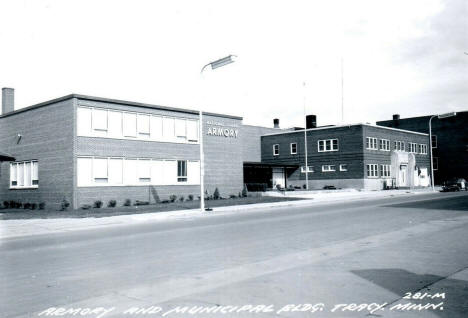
[93,200,103,208]
[169,194,177,202]
[10,200,17,208]
[238,192,242,198]
[242,184,248,197]
[61,199,70,211]
[81,204,92,210]
[188,194,194,201]
[123,199,131,206]
[108,200,117,208]
[179,196,184,202]
[213,188,220,200]
[134,200,149,206]
[39,202,46,210]
[31,203,37,210]
[303,184,307,189]
[16,202,23,209]
[24,203,32,209]
[3,201,9,209]
[229,194,237,199]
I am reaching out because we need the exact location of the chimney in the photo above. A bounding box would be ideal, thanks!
[392,114,400,121]
[273,118,280,128]
[306,114,317,129]
[2,88,14,115]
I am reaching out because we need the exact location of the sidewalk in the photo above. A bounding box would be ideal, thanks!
[0,188,438,239]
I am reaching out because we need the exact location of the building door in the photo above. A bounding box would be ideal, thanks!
[399,165,407,187]
[272,168,285,188]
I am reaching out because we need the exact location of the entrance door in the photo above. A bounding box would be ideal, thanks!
[272,168,285,188]
[399,165,407,187]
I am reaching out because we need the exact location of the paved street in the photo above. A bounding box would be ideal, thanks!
[1,192,468,318]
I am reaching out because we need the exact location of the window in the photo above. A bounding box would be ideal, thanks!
[150,116,163,140]
[137,114,150,138]
[366,137,378,150]
[431,135,437,148]
[137,159,151,183]
[93,158,108,183]
[10,160,39,188]
[433,157,438,170]
[322,165,336,172]
[409,142,418,153]
[380,164,391,177]
[339,164,348,171]
[290,143,297,154]
[186,120,198,142]
[318,139,338,152]
[109,158,123,184]
[366,164,378,177]
[77,107,92,136]
[123,112,137,137]
[177,160,187,182]
[301,166,314,173]
[394,140,405,151]
[163,117,175,139]
[108,111,123,137]
[273,144,279,156]
[380,139,390,151]
[92,109,108,136]
[420,144,428,155]
[175,118,187,141]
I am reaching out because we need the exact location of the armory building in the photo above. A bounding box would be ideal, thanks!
[0,88,431,209]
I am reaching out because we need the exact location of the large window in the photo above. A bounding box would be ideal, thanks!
[419,144,428,155]
[273,144,279,156]
[380,164,391,177]
[366,164,378,177]
[77,106,199,144]
[379,139,390,151]
[10,160,38,188]
[123,112,137,137]
[433,157,438,170]
[301,166,314,173]
[409,142,418,153]
[77,157,200,186]
[290,143,297,154]
[431,135,437,148]
[318,139,338,152]
[394,140,405,151]
[322,165,336,172]
[177,160,187,182]
[366,137,378,150]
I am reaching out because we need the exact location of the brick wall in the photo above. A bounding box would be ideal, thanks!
[0,99,75,210]
[241,125,281,162]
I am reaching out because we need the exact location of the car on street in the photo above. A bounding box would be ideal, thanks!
[441,178,467,192]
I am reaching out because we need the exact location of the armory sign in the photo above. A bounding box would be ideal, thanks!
[206,121,239,138]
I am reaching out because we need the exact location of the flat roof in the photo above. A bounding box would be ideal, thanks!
[0,94,243,120]
[261,123,429,137]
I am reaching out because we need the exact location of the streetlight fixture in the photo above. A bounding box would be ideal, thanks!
[199,55,237,212]
[429,111,456,191]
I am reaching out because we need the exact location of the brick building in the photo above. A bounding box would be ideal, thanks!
[1,88,433,210]
[377,112,468,185]
[0,89,257,209]
[259,119,431,190]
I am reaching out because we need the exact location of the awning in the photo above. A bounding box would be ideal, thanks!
[0,151,15,161]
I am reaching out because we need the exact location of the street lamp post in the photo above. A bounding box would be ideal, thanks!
[429,112,456,191]
[199,55,237,212]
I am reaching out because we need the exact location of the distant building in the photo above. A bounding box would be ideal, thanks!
[377,112,468,184]
[259,118,431,191]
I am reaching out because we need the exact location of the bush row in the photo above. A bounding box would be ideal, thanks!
[1,201,46,210]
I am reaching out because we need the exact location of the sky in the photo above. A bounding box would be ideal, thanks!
[0,0,466,128]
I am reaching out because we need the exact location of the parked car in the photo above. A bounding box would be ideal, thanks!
[442,178,467,192]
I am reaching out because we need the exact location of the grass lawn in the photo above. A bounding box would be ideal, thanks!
[0,196,303,220]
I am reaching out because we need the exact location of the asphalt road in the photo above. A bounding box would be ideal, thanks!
[1,192,468,318]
